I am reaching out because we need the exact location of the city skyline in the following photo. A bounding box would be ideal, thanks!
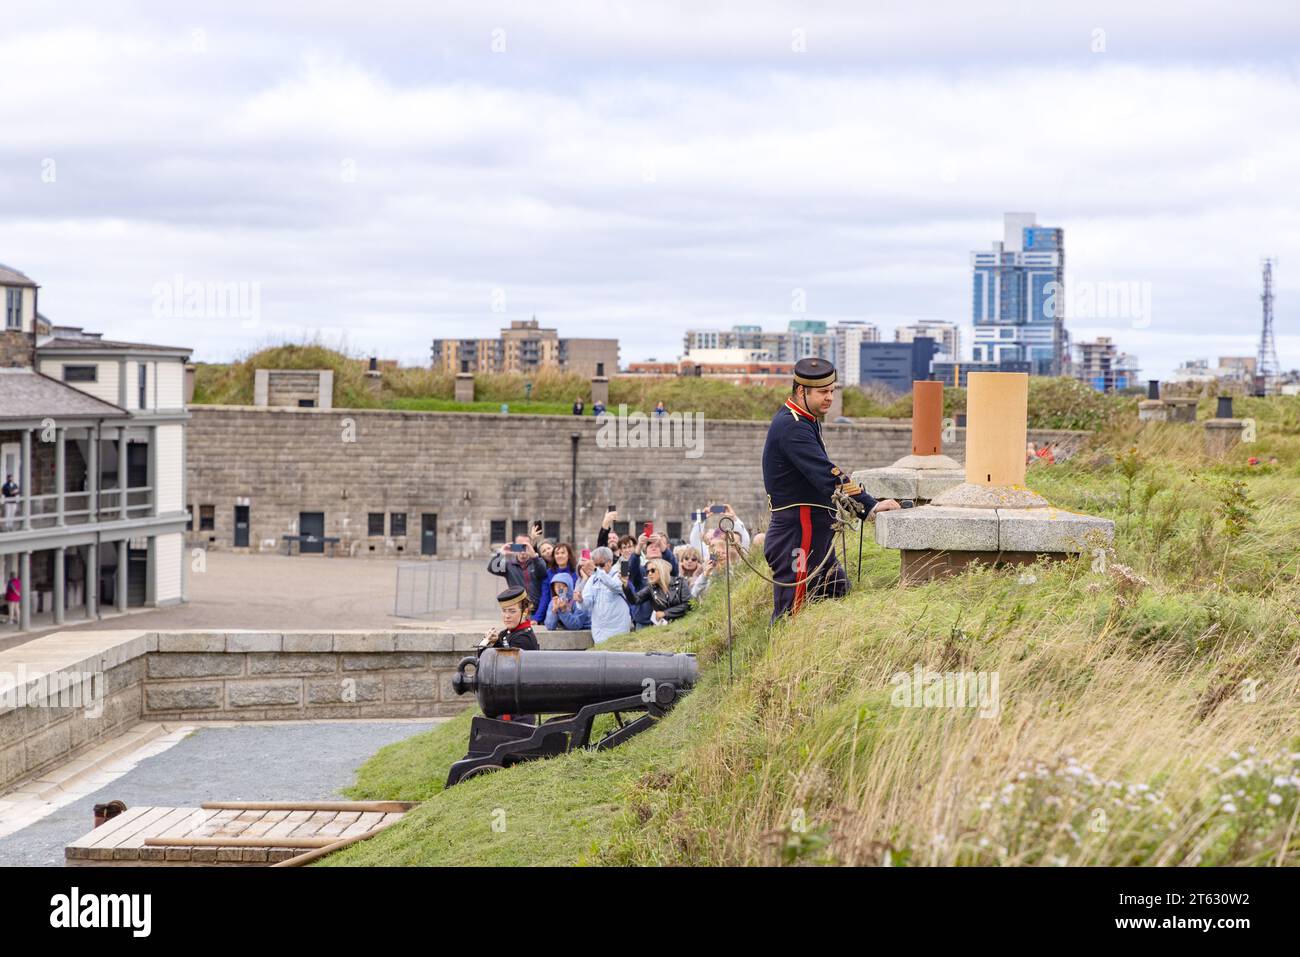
[2,1,1298,380]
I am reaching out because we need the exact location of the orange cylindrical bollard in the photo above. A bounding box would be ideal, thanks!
[964,372,1028,487]
[911,381,944,456]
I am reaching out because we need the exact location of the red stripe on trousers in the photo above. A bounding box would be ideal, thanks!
[792,505,812,616]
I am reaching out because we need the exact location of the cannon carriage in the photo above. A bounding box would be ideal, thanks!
[446,648,698,787]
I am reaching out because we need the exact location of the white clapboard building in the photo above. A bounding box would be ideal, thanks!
[1,262,191,634]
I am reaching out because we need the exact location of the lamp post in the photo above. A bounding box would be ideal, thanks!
[570,432,580,543]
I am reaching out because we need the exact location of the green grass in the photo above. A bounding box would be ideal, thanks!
[327,392,1300,863]
[387,398,576,416]
[325,400,1300,867]
[191,349,1298,864]
[190,341,1144,426]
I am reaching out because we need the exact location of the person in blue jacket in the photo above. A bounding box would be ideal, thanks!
[543,571,591,630]
[761,357,900,621]
[533,542,578,625]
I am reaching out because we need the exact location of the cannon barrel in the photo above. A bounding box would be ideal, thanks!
[452,649,698,718]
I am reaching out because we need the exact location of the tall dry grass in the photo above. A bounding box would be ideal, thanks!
[604,401,1300,866]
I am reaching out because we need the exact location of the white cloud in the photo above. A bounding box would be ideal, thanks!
[1,2,1298,377]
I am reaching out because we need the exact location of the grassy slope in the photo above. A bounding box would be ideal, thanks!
[192,343,1136,426]
[327,397,1300,867]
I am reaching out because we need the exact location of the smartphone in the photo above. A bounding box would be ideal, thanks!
[709,505,727,515]
[608,504,616,513]
[581,548,591,561]
[643,522,654,538]
[510,543,526,552]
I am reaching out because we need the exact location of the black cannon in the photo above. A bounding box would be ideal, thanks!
[445,648,698,786]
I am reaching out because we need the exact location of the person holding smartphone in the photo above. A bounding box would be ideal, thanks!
[596,508,622,554]
[690,502,750,558]
[486,535,548,611]
[533,541,578,625]
[624,528,677,629]
[543,571,591,631]
[574,546,631,644]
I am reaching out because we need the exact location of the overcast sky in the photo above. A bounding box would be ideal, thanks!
[2,1,1298,379]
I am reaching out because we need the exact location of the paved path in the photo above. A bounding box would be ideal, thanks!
[0,720,438,867]
[2,553,500,651]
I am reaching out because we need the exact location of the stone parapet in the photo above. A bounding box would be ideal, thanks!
[0,627,593,794]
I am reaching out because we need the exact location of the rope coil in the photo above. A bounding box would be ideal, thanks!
[719,487,865,588]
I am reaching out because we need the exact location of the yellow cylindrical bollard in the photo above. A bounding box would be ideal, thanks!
[911,381,944,456]
[965,372,1028,487]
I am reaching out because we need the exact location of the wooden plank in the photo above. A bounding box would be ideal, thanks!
[201,801,417,813]
[211,809,265,838]
[71,805,151,851]
[263,810,312,840]
[315,811,361,839]
[118,807,196,861]
[144,837,340,848]
[191,808,241,837]
[86,807,173,861]
[135,807,205,863]
[173,807,222,839]
[339,811,384,838]
[287,810,335,839]
[240,809,290,839]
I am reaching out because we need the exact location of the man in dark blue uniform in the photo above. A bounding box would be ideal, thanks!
[762,358,900,620]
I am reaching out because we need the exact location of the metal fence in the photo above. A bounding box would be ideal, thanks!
[393,560,500,620]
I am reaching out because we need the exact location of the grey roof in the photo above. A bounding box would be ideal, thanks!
[40,336,190,355]
[0,368,129,421]
[0,263,37,287]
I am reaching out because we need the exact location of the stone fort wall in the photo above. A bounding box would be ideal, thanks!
[185,405,1089,558]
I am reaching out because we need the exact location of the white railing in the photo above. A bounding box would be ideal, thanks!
[0,487,154,534]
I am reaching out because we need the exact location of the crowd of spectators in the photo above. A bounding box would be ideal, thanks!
[486,505,753,644]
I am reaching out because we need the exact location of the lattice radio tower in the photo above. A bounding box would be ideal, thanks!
[1258,258,1280,389]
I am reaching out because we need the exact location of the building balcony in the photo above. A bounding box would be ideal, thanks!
[1,487,154,536]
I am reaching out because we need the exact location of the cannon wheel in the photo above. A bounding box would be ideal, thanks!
[459,763,505,781]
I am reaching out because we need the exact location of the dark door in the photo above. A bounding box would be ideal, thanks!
[234,506,250,547]
[421,514,437,556]
[127,443,148,487]
[128,546,148,606]
[299,512,325,553]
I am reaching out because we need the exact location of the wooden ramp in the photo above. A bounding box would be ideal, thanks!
[65,802,414,866]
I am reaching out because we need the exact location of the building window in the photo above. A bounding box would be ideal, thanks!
[390,512,407,537]
[63,365,98,383]
[368,512,385,536]
[199,505,215,531]
[298,399,316,408]
[543,520,560,540]
[490,519,507,544]
[667,521,682,542]
[138,364,148,409]
[4,288,20,330]
[511,519,531,541]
